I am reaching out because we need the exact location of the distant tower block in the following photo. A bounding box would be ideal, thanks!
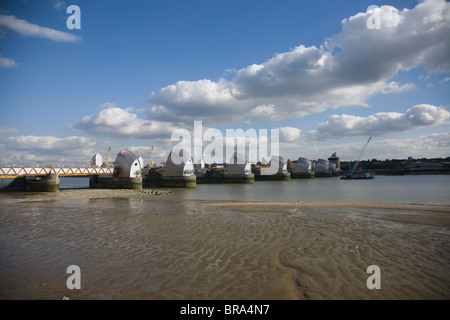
[328,152,340,170]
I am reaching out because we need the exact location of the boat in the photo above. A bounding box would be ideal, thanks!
[340,172,374,180]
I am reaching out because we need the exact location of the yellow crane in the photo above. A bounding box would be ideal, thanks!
[148,146,154,168]
[262,157,270,167]
[287,159,295,171]
[102,147,111,167]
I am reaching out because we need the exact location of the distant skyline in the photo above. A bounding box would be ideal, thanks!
[0,0,449,166]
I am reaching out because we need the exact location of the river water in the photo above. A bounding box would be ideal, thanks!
[0,175,449,300]
[59,174,450,205]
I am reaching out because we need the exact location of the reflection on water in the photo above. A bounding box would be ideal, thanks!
[58,175,450,205]
[169,175,450,205]
[59,177,90,189]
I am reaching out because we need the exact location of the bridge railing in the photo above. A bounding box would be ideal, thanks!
[0,166,115,177]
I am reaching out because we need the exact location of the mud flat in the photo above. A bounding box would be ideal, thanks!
[1,196,448,300]
[204,200,450,299]
[20,188,173,201]
[205,201,450,213]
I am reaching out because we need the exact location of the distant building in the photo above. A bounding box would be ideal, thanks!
[328,152,340,170]
[115,149,142,178]
[315,159,331,177]
[163,148,195,177]
[90,153,104,167]
[290,157,315,178]
[224,151,254,183]
[161,148,196,187]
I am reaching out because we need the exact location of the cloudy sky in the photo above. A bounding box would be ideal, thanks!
[0,0,449,166]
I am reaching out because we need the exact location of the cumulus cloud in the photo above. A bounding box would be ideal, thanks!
[0,13,80,42]
[279,127,301,142]
[306,104,450,141]
[4,135,97,154]
[148,79,244,123]
[372,131,450,160]
[147,0,450,124]
[287,131,450,161]
[73,107,178,139]
[0,54,18,68]
[126,145,169,166]
[0,135,107,165]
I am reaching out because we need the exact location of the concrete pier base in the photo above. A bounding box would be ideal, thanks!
[224,174,255,184]
[89,175,114,188]
[314,172,333,177]
[26,174,60,192]
[162,175,196,188]
[196,170,225,184]
[89,175,142,190]
[0,177,26,191]
[291,172,315,179]
[254,172,291,181]
[116,177,142,190]
[198,172,255,184]
[143,171,163,188]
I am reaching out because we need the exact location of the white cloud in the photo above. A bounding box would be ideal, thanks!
[0,135,106,165]
[73,107,178,139]
[147,0,450,124]
[0,54,18,68]
[0,13,81,42]
[287,131,450,161]
[306,104,450,142]
[126,145,168,166]
[0,125,18,133]
[53,1,67,10]
[98,102,117,109]
[4,135,97,154]
[279,127,301,142]
[148,79,244,124]
[249,104,283,120]
[374,132,450,159]
[2,132,447,166]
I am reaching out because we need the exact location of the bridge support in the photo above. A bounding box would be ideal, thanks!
[162,175,196,188]
[0,177,26,191]
[89,175,142,190]
[25,173,60,192]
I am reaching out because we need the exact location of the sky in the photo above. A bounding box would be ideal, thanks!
[0,0,449,166]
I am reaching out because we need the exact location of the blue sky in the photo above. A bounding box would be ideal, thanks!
[0,0,449,166]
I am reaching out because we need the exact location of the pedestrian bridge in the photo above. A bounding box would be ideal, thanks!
[0,166,114,177]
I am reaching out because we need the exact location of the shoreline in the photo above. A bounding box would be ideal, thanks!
[3,188,173,200]
[3,188,449,213]
[204,200,450,213]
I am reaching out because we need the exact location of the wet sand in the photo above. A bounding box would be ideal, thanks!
[205,200,450,213]
[0,189,449,300]
[203,201,450,299]
[10,188,173,200]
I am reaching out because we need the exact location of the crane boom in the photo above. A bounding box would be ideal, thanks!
[349,137,372,175]
[148,146,154,168]
[102,147,111,167]
[287,159,295,171]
